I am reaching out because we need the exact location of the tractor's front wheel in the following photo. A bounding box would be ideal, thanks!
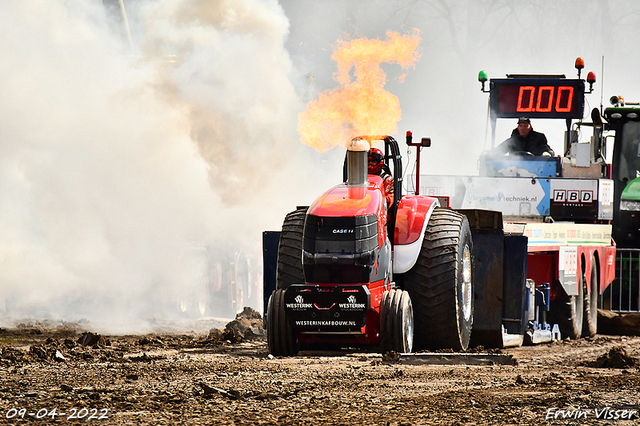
[403,208,474,351]
[266,289,299,356]
[379,289,414,354]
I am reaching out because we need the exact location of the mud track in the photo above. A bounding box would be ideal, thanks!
[1,311,639,425]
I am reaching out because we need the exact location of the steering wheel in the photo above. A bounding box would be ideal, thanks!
[506,151,534,157]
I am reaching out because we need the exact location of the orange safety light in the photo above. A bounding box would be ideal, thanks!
[575,57,585,79]
[586,71,596,92]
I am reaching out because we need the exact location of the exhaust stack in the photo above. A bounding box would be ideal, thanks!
[346,137,370,187]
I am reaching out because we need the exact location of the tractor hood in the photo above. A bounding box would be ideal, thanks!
[303,178,388,285]
[307,179,384,218]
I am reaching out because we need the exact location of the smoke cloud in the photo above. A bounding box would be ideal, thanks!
[140,0,302,204]
[0,0,310,332]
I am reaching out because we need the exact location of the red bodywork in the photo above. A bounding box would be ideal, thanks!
[299,175,391,345]
[394,195,439,245]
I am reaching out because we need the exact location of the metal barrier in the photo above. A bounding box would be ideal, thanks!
[601,249,640,313]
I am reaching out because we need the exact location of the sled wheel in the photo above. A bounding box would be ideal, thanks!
[266,289,299,356]
[550,277,584,340]
[582,254,599,337]
[403,208,474,351]
[379,289,414,354]
[276,207,307,290]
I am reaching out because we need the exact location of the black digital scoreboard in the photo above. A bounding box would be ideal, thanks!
[490,78,585,120]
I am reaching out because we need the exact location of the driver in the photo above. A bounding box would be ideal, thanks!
[493,117,554,157]
[368,147,394,207]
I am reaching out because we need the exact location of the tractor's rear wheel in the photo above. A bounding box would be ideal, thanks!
[582,254,599,337]
[379,289,414,354]
[266,289,299,356]
[276,207,307,290]
[403,208,474,351]
[550,278,584,340]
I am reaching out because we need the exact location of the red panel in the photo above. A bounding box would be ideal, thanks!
[580,247,593,295]
[526,252,556,289]
[576,246,616,296]
[527,245,616,299]
[599,246,617,294]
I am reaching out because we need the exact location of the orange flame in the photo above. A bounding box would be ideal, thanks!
[298,30,421,152]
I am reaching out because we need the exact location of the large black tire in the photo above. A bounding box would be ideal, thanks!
[276,207,307,290]
[550,278,584,340]
[266,289,299,356]
[403,208,474,351]
[582,254,599,337]
[379,289,414,354]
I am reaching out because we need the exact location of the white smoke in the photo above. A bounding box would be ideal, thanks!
[140,0,303,203]
[0,0,314,332]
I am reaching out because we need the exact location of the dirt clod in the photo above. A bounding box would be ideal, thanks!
[590,346,638,368]
[77,331,110,347]
[206,307,265,344]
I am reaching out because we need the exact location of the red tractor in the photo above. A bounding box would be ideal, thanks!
[266,135,474,355]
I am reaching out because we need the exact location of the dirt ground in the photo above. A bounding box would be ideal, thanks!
[1,309,639,425]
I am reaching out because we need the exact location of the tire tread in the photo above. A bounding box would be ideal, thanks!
[403,208,473,351]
